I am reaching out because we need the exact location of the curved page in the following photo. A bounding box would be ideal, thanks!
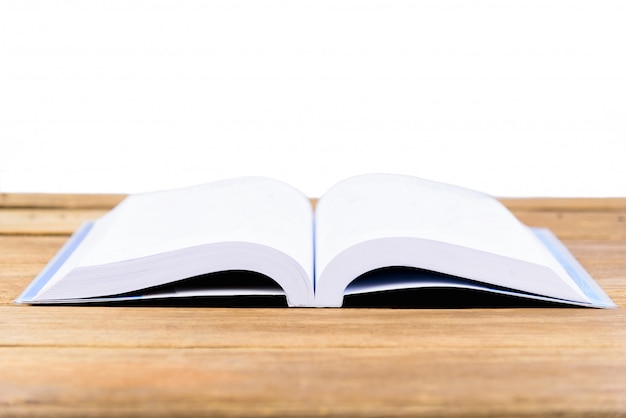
[314,174,589,307]
[36,177,314,306]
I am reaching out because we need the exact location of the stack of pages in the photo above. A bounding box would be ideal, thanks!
[17,174,615,308]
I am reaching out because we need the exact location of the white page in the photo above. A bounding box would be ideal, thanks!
[39,177,314,297]
[314,174,587,305]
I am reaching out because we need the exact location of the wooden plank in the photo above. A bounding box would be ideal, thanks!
[2,193,626,211]
[2,207,626,239]
[0,193,126,209]
[1,194,625,238]
[0,209,109,235]
[1,194,625,236]
[1,346,625,417]
[500,197,626,212]
[2,305,625,349]
[513,210,626,240]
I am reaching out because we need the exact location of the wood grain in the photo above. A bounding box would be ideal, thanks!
[2,195,626,239]
[1,346,624,417]
[3,207,624,239]
[1,304,625,349]
[2,193,626,211]
[1,194,625,417]
[0,209,110,235]
[0,192,125,209]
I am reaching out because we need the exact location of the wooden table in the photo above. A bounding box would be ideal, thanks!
[1,194,625,417]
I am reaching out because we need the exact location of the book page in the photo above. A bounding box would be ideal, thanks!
[40,177,314,296]
[314,174,586,303]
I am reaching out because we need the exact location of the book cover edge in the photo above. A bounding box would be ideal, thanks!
[14,221,95,304]
[530,227,617,309]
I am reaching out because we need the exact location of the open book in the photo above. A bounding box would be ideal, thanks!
[16,174,615,308]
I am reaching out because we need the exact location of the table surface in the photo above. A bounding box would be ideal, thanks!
[1,193,625,417]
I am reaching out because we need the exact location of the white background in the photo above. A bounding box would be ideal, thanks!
[1,0,625,197]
